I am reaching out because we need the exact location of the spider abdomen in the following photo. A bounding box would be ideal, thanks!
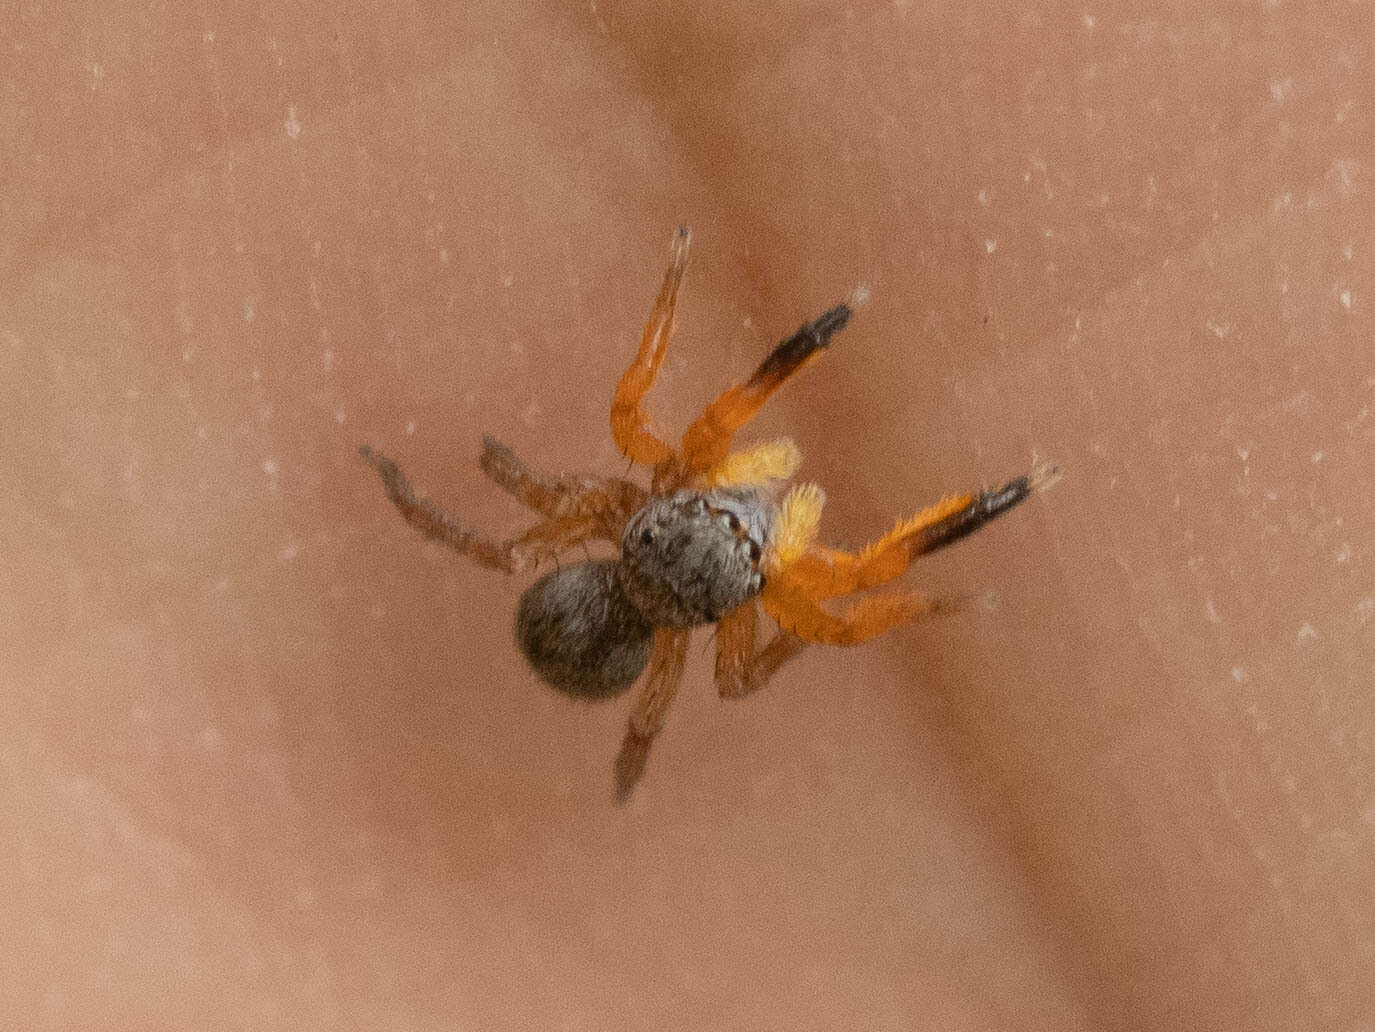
[617,488,774,628]
[515,559,653,698]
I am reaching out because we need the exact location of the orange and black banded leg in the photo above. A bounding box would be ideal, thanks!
[785,461,1059,600]
[360,445,597,573]
[678,303,853,478]
[902,461,1060,559]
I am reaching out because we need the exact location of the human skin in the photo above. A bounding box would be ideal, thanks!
[3,1,1373,1029]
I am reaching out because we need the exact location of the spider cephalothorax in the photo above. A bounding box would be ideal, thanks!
[361,227,1057,801]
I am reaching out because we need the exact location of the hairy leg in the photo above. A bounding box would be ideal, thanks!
[720,629,809,700]
[786,461,1060,599]
[678,303,852,477]
[478,434,647,538]
[613,627,691,803]
[714,601,758,698]
[760,574,973,646]
[610,226,691,468]
[360,445,597,573]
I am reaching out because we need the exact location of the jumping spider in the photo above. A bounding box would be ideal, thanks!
[361,227,1058,802]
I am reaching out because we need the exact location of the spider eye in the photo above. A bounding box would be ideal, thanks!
[640,527,655,546]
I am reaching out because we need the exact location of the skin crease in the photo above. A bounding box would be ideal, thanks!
[2,2,1374,1030]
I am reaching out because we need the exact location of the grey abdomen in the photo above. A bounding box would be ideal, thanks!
[514,559,652,698]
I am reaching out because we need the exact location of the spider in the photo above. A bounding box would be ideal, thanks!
[360,227,1058,802]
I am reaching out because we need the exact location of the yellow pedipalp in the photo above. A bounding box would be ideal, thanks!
[769,481,826,571]
[705,438,802,488]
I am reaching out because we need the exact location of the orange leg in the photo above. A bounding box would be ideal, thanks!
[361,445,598,573]
[610,226,691,468]
[478,434,646,539]
[717,606,810,699]
[784,464,1059,599]
[760,572,970,646]
[714,601,758,698]
[613,627,691,803]
[678,304,852,476]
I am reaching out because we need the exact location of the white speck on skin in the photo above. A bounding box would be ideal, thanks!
[522,399,542,427]
[404,420,416,435]
[850,283,871,309]
[90,63,104,90]
[1207,319,1233,338]
[284,105,302,140]
[501,273,514,288]
[1235,445,1250,462]
[1343,243,1354,260]
[1354,597,1375,624]
[1297,622,1319,644]
[203,30,215,44]
[1231,666,1247,682]
[1336,543,1351,564]
[334,408,346,424]
[984,239,998,254]
[1312,450,1326,463]
[309,278,321,311]
[1339,288,1352,310]
[1205,599,1220,623]
[277,543,299,562]
[251,366,261,382]
[243,297,257,323]
[977,189,990,206]
[1082,12,1096,29]
[1273,192,1293,214]
[1330,158,1357,196]
[439,248,449,264]
[199,727,221,749]
[1269,78,1293,104]
[263,458,279,475]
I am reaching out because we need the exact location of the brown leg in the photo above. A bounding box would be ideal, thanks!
[678,304,852,476]
[613,627,691,803]
[609,226,691,468]
[478,434,647,539]
[360,445,596,573]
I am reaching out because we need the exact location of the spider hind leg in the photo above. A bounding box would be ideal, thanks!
[360,444,597,573]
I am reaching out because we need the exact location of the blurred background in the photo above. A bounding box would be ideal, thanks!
[3,1,1373,1029]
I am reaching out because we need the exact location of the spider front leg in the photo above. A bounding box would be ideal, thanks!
[613,627,691,803]
[610,226,691,468]
[784,461,1061,598]
[677,303,853,478]
[360,445,597,573]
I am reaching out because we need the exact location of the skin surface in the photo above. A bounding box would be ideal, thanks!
[3,2,1374,1029]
